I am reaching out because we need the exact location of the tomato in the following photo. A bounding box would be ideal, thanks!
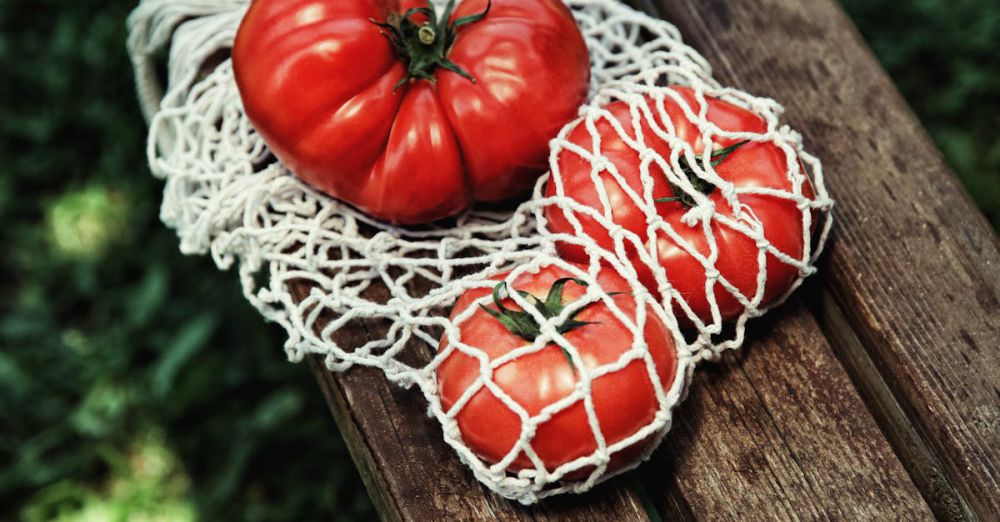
[544,87,815,325]
[233,0,590,224]
[436,264,677,476]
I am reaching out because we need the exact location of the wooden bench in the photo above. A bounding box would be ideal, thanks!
[294,0,1000,519]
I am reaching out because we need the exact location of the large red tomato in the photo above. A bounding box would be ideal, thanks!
[233,0,590,224]
[436,264,677,475]
[544,87,815,325]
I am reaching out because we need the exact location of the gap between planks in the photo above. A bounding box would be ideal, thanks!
[645,0,1000,518]
[638,302,932,520]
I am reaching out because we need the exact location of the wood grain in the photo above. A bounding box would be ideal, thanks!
[294,284,652,522]
[647,0,1000,518]
[640,304,933,520]
[814,289,969,520]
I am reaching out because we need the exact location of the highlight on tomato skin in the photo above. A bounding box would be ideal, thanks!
[435,264,678,477]
[232,0,591,225]
[544,86,817,327]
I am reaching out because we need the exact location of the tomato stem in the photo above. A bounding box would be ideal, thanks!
[418,24,436,45]
[370,0,491,92]
[479,278,601,370]
[654,140,749,207]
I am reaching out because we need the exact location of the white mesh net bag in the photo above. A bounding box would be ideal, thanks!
[128,0,833,504]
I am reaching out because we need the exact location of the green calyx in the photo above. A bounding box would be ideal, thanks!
[370,0,491,92]
[480,278,601,369]
[654,140,749,207]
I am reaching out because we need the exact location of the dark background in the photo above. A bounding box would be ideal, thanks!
[0,0,996,520]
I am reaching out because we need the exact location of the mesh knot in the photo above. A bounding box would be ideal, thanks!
[780,125,802,144]
[638,147,659,163]
[365,231,396,256]
[681,201,714,226]
[719,184,738,203]
[594,157,615,172]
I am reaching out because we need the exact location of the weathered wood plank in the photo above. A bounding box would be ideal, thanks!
[641,304,933,520]
[295,284,652,522]
[648,0,1000,518]
[814,289,969,520]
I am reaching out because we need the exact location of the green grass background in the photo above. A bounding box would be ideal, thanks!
[0,0,996,520]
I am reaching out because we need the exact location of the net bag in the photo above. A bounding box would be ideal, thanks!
[128,0,833,504]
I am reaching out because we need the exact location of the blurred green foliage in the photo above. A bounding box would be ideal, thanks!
[0,0,372,520]
[0,0,996,520]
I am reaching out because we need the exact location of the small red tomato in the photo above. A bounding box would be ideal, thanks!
[436,264,678,476]
[545,87,815,325]
[233,0,590,224]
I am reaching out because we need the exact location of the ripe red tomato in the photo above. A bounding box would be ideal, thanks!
[233,0,590,224]
[544,87,815,325]
[436,264,677,475]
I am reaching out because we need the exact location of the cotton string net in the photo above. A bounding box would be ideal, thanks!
[127,0,833,504]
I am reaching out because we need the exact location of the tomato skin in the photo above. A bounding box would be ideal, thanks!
[233,0,590,224]
[436,265,677,475]
[544,87,815,325]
